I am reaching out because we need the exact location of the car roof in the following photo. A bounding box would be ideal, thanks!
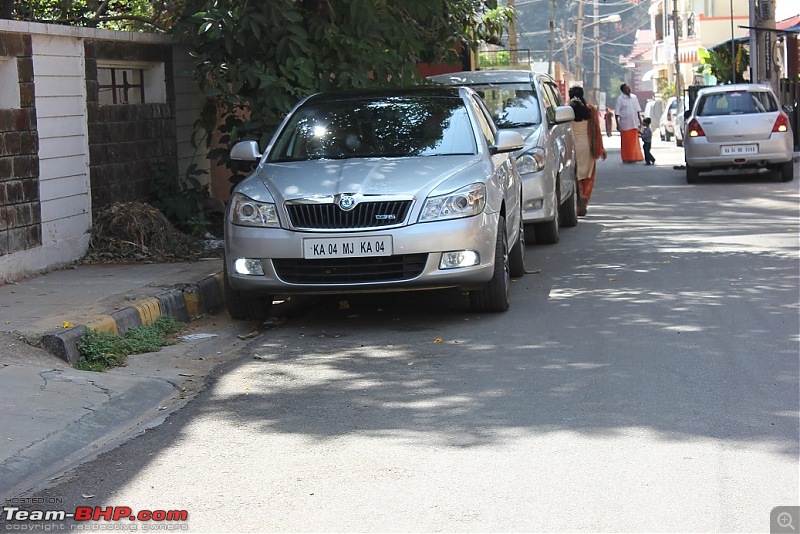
[697,83,775,96]
[428,70,548,85]
[304,86,466,104]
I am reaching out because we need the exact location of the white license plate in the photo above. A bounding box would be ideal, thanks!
[721,144,758,156]
[303,236,393,259]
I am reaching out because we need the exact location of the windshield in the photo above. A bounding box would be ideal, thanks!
[696,91,779,117]
[268,96,477,162]
[467,83,542,128]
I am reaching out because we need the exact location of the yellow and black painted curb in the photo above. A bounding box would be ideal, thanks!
[40,273,226,367]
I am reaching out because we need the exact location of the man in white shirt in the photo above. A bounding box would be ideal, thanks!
[614,83,644,162]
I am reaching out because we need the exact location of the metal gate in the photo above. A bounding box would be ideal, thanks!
[778,78,800,151]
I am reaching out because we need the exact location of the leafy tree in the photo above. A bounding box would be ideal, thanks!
[696,42,749,85]
[1,0,184,31]
[176,0,513,186]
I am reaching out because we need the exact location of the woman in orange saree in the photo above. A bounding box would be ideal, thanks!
[568,86,607,216]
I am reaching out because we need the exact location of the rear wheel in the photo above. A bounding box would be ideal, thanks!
[686,164,700,184]
[224,262,273,321]
[559,176,579,228]
[778,160,794,182]
[470,216,510,313]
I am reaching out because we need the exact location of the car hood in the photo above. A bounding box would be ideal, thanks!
[255,156,483,202]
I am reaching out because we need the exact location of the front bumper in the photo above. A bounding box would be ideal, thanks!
[225,212,500,294]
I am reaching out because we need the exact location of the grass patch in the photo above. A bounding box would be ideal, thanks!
[76,315,186,372]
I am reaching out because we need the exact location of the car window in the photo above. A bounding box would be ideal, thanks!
[543,81,564,107]
[470,95,496,146]
[466,83,542,128]
[268,96,478,161]
[696,90,779,117]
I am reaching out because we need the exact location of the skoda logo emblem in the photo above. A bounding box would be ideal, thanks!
[338,195,357,211]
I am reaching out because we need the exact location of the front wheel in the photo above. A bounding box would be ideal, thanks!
[559,176,579,228]
[470,216,510,312]
[224,262,273,321]
[508,214,526,278]
[532,186,560,244]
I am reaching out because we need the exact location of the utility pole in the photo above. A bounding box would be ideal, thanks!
[575,0,585,84]
[749,0,758,82]
[507,0,518,65]
[673,0,681,105]
[593,0,600,104]
[548,0,556,76]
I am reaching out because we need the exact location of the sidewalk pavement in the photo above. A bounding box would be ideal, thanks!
[0,258,233,500]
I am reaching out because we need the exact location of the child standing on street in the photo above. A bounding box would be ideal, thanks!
[640,117,655,165]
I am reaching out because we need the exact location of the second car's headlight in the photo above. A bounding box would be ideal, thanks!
[516,147,546,175]
[420,183,486,222]
[230,192,280,227]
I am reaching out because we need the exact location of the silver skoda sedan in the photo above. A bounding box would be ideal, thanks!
[224,87,526,320]
[684,84,795,183]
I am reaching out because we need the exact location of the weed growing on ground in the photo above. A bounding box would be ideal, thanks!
[76,316,186,372]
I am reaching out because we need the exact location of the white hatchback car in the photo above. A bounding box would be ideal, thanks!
[224,87,526,319]
[683,84,795,183]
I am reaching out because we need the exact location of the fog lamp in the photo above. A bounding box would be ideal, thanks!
[524,199,544,211]
[234,258,264,276]
[439,250,480,270]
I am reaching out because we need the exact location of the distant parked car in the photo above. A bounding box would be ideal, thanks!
[673,95,689,147]
[659,96,679,141]
[428,70,578,245]
[683,84,795,183]
[224,87,527,319]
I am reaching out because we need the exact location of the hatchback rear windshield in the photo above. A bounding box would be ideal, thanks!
[467,83,542,128]
[268,96,477,162]
[696,90,779,117]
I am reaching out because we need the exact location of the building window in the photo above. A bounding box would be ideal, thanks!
[97,62,166,105]
[98,67,145,105]
[0,57,20,109]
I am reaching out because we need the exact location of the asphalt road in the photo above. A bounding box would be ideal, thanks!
[15,138,800,532]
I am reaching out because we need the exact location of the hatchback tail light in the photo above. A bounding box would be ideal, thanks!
[773,113,790,133]
[687,118,705,138]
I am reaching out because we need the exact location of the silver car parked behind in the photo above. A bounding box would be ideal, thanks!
[684,84,795,183]
[428,70,577,244]
[224,87,526,320]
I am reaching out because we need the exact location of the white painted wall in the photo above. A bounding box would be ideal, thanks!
[0,20,210,283]
[173,45,211,186]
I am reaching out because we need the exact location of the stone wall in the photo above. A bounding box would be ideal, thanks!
[85,40,177,214]
[0,32,41,256]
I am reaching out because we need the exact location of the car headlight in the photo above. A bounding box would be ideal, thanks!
[516,148,546,175]
[420,183,486,222]
[230,192,280,227]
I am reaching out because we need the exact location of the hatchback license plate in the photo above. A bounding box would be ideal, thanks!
[721,144,758,156]
[303,236,393,259]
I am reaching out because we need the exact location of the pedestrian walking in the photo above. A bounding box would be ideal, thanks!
[604,108,613,137]
[640,117,656,165]
[614,83,644,163]
[568,86,607,216]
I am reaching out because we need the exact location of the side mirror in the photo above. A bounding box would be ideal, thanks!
[554,105,576,124]
[491,130,525,154]
[230,140,262,161]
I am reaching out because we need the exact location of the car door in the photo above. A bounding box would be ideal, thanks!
[470,94,521,242]
[539,78,575,203]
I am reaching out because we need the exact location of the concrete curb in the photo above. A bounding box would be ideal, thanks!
[39,273,226,367]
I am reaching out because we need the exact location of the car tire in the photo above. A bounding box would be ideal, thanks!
[676,137,683,147]
[533,187,560,244]
[470,216,510,313]
[778,160,794,182]
[224,262,273,321]
[508,213,526,279]
[660,130,665,141]
[559,176,579,228]
[686,164,700,184]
